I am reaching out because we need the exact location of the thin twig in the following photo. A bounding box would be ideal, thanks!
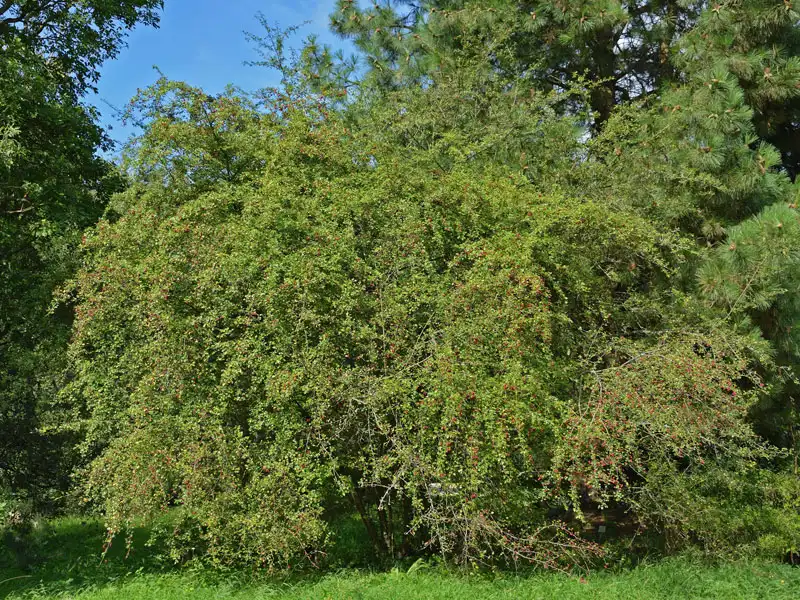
[0,575,33,586]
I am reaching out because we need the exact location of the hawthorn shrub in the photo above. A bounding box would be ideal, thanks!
[60,79,799,569]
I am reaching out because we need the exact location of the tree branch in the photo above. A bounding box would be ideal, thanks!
[0,1,15,18]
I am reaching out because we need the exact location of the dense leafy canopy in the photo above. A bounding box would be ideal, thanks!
[4,0,800,572]
[0,1,162,92]
[0,1,160,506]
[325,1,800,176]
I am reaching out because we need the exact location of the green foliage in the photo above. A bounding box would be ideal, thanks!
[2,521,800,600]
[551,333,770,508]
[60,55,800,566]
[699,198,800,458]
[700,202,800,352]
[323,1,800,175]
[0,40,114,501]
[675,0,800,179]
[3,0,800,576]
[582,77,791,233]
[327,0,703,106]
[0,1,161,506]
[0,1,163,93]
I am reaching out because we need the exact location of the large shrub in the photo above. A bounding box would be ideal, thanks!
[58,76,800,568]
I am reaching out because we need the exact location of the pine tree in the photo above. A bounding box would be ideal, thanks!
[676,1,800,180]
[326,1,800,174]
[328,1,705,126]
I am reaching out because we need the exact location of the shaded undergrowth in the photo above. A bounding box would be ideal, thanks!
[1,517,799,599]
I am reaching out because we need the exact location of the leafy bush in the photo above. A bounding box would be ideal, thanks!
[58,73,800,568]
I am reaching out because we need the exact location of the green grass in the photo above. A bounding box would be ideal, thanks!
[2,518,799,599]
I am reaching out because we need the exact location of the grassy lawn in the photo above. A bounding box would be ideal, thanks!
[2,518,799,599]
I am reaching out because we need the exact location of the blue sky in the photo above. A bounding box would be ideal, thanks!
[89,0,345,148]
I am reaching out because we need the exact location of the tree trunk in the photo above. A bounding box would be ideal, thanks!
[350,486,386,556]
[589,27,618,132]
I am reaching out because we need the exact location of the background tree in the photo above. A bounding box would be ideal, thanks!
[0,0,162,507]
[326,1,800,175]
[0,1,162,92]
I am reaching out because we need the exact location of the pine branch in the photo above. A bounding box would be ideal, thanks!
[725,255,770,319]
